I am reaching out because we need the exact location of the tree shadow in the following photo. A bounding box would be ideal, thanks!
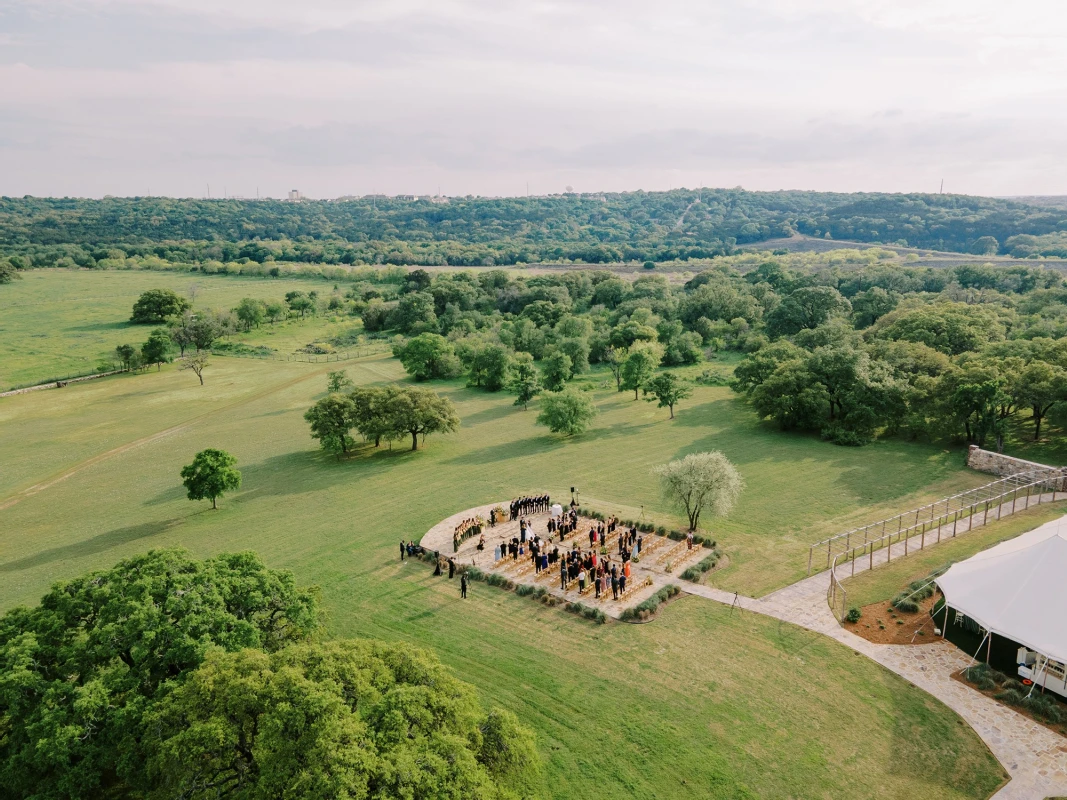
[235,446,414,498]
[445,434,567,466]
[0,517,186,573]
[68,321,135,332]
[462,402,520,427]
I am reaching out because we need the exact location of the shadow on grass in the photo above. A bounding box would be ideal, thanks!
[0,517,186,573]
[445,434,566,466]
[462,402,521,427]
[235,445,420,498]
[68,321,134,332]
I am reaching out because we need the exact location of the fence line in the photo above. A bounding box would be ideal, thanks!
[824,475,1064,621]
[808,468,1066,575]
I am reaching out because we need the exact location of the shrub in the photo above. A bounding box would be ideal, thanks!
[976,676,997,691]
[906,580,935,600]
[845,607,862,623]
[963,664,991,684]
[994,688,1025,706]
[515,584,536,597]
[891,596,920,613]
[668,530,685,541]
[465,566,485,581]
[1022,693,1063,723]
[620,585,680,621]
[563,601,604,623]
[680,552,720,582]
[656,525,667,536]
[485,573,514,590]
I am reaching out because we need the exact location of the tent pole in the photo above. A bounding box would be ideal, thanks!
[964,630,990,672]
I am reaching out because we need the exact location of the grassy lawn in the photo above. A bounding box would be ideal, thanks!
[0,268,360,388]
[839,502,1067,610]
[0,349,1008,798]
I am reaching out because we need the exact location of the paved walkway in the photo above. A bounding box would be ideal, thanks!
[421,500,1067,798]
[695,569,1067,799]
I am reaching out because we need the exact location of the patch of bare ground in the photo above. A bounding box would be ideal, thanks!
[845,592,942,645]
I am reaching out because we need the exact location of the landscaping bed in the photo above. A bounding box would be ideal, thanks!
[846,592,942,645]
[955,663,1067,739]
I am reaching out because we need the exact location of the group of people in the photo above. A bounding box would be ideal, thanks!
[559,544,632,600]
[490,513,639,602]
[547,508,581,539]
[452,516,484,553]
[405,494,653,606]
[508,494,550,520]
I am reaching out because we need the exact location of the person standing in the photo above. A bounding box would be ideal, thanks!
[619,573,627,595]
[594,574,602,599]
[561,562,569,590]
[433,552,442,576]
[448,559,455,579]
[400,541,405,561]
[578,569,587,593]
[461,572,468,599]
[611,573,619,600]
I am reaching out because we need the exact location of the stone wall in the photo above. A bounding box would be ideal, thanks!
[0,370,124,398]
[967,446,1067,488]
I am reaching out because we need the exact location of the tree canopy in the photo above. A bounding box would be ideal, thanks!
[0,548,319,799]
[130,288,190,324]
[0,551,542,800]
[653,451,744,532]
[536,388,598,436]
[180,448,242,508]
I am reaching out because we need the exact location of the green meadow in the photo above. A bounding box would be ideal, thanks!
[0,268,353,388]
[0,269,1015,799]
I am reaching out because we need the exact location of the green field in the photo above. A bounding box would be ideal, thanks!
[0,268,360,388]
[0,363,1008,797]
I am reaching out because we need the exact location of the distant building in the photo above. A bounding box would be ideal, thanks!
[287,189,304,202]
[396,194,417,201]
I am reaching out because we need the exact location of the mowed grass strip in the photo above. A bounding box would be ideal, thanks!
[840,502,1067,609]
[0,354,1006,799]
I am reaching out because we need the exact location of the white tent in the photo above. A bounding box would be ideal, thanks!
[936,525,1067,664]
[549,503,564,519]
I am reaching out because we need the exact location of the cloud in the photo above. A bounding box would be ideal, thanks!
[1,0,1066,196]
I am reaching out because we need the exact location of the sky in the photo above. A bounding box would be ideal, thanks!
[2,0,1066,199]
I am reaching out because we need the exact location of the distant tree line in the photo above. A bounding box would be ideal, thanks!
[3,190,1067,272]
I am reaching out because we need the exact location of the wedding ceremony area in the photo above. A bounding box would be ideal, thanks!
[415,494,713,618]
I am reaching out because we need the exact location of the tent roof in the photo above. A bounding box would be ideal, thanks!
[937,520,1067,663]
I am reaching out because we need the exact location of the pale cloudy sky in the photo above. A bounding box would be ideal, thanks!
[2,0,1066,198]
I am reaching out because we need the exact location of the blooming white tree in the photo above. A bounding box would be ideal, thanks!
[653,451,743,532]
